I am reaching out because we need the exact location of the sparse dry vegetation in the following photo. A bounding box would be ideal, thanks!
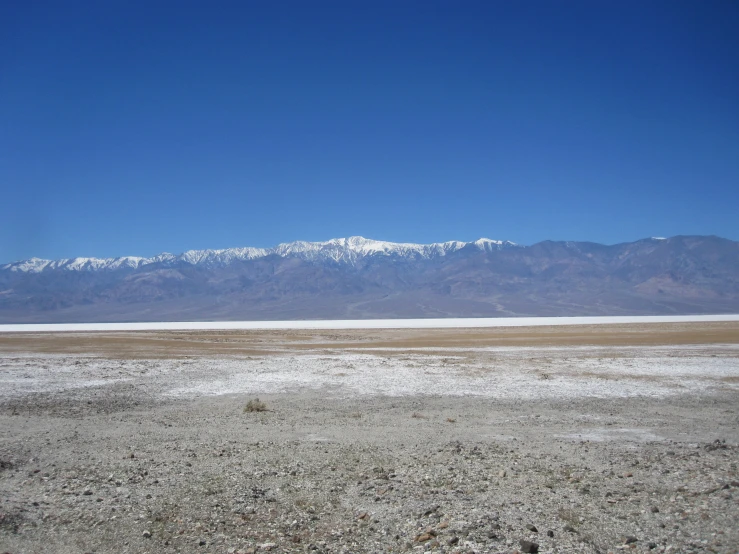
[243,398,267,413]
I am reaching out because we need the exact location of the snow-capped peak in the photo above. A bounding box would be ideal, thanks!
[1,236,518,273]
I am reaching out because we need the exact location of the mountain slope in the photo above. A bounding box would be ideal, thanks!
[0,236,516,273]
[1,235,737,322]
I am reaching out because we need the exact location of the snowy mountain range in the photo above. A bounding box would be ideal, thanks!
[1,235,737,323]
[1,236,516,273]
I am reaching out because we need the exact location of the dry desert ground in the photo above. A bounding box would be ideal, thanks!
[1,322,738,554]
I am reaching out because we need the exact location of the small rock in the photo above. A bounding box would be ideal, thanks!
[650,506,660,513]
[519,539,539,553]
[648,542,658,550]
[415,533,433,543]
[498,470,507,478]
[142,530,152,539]
[448,536,459,545]
[547,530,554,538]
[83,489,93,496]
[622,536,638,544]
[199,539,207,546]
[422,504,440,516]
[563,524,578,533]
[526,524,538,532]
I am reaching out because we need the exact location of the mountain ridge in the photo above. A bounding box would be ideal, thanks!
[1,235,737,323]
[1,236,517,273]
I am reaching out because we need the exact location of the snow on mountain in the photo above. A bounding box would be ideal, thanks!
[1,236,518,273]
[179,247,269,267]
[274,237,468,263]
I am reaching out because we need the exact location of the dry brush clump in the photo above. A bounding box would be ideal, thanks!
[243,398,268,413]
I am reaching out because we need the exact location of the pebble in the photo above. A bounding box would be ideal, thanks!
[519,539,539,553]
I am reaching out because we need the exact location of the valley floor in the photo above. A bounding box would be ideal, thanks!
[1,323,738,553]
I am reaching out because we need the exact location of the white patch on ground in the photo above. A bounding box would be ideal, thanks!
[1,314,738,333]
[3,343,735,402]
[161,350,739,399]
[556,428,665,442]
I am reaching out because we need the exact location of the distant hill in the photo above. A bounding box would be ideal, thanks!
[1,235,738,323]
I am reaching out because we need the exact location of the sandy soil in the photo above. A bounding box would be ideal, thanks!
[1,323,738,554]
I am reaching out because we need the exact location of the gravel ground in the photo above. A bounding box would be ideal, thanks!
[0,327,738,554]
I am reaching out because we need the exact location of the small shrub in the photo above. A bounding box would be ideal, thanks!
[244,398,267,413]
[446,417,457,423]
[557,507,580,527]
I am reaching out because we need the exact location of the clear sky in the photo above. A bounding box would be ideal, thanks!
[2,1,738,263]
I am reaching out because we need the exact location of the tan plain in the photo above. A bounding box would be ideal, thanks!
[0,321,737,359]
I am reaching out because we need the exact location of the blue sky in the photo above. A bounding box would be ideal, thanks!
[2,1,738,262]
